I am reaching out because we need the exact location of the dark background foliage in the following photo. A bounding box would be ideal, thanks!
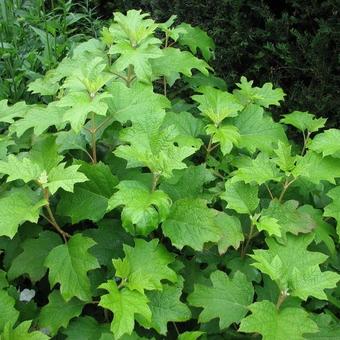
[94,0,340,126]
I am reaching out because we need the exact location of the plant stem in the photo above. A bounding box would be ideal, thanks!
[90,112,97,164]
[264,183,274,200]
[301,130,311,156]
[241,222,255,258]
[126,64,133,87]
[151,173,160,192]
[43,188,70,242]
[276,290,288,309]
[278,177,296,202]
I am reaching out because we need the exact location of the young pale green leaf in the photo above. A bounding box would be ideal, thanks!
[177,22,215,61]
[44,163,88,195]
[2,320,49,340]
[138,283,191,335]
[192,86,243,125]
[293,151,340,184]
[273,141,296,173]
[262,200,316,241]
[0,187,46,238]
[220,181,259,214]
[57,91,110,132]
[206,124,240,155]
[281,111,326,133]
[308,129,340,157]
[0,100,29,124]
[231,104,288,153]
[162,198,223,251]
[239,301,318,340]
[323,186,340,238]
[256,216,282,237]
[114,113,198,178]
[0,290,19,332]
[57,162,118,223]
[188,271,254,329]
[44,234,100,301]
[233,76,285,108]
[8,231,62,282]
[38,290,84,336]
[251,234,339,300]
[113,238,177,293]
[99,280,151,339]
[151,47,210,86]
[231,153,282,185]
[110,39,162,83]
[108,180,171,236]
[111,10,158,46]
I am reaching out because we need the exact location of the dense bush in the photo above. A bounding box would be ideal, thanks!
[0,10,339,339]
[95,0,339,127]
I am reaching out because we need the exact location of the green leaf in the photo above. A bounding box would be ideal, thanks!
[108,180,171,236]
[114,113,197,178]
[57,91,110,132]
[110,40,162,83]
[281,111,326,133]
[57,162,117,223]
[99,280,151,339]
[177,22,215,61]
[192,86,243,125]
[111,10,158,45]
[0,289,19,332]
[106,82,170,124]
[38,290,84,336]
[231,153,282,185]
[0,154,43,183]
[139,283,191,335]
[44,234,100,301]
[273,141,296,173]
[324,186,340,238]
[10,103,64,137]
[0,100,29,124]
[162,198,223,251]
[220,181,259,214]
[0,187,46,238]
[262,200,316,241]
[305,313,340,339]
[239,301,318,340]
[151,47,210,86]
[255,216,282,237]
[293,151,340,184]
[251,234,340,300]
[8,231,62,282]
[113,238,177,293]
[160,164,214,201]
[188,271,254,329]
[308,129,340,157]
[44,162,88,195]
[215,213,244,254]
[178,331,205,340]
[63,316,110,340]
[2,320,49,340]
[206,124,240,155]
[231,104,288,153]
[234,76,285,108]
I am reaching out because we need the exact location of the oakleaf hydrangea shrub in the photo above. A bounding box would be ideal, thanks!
[0,10,339,340]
